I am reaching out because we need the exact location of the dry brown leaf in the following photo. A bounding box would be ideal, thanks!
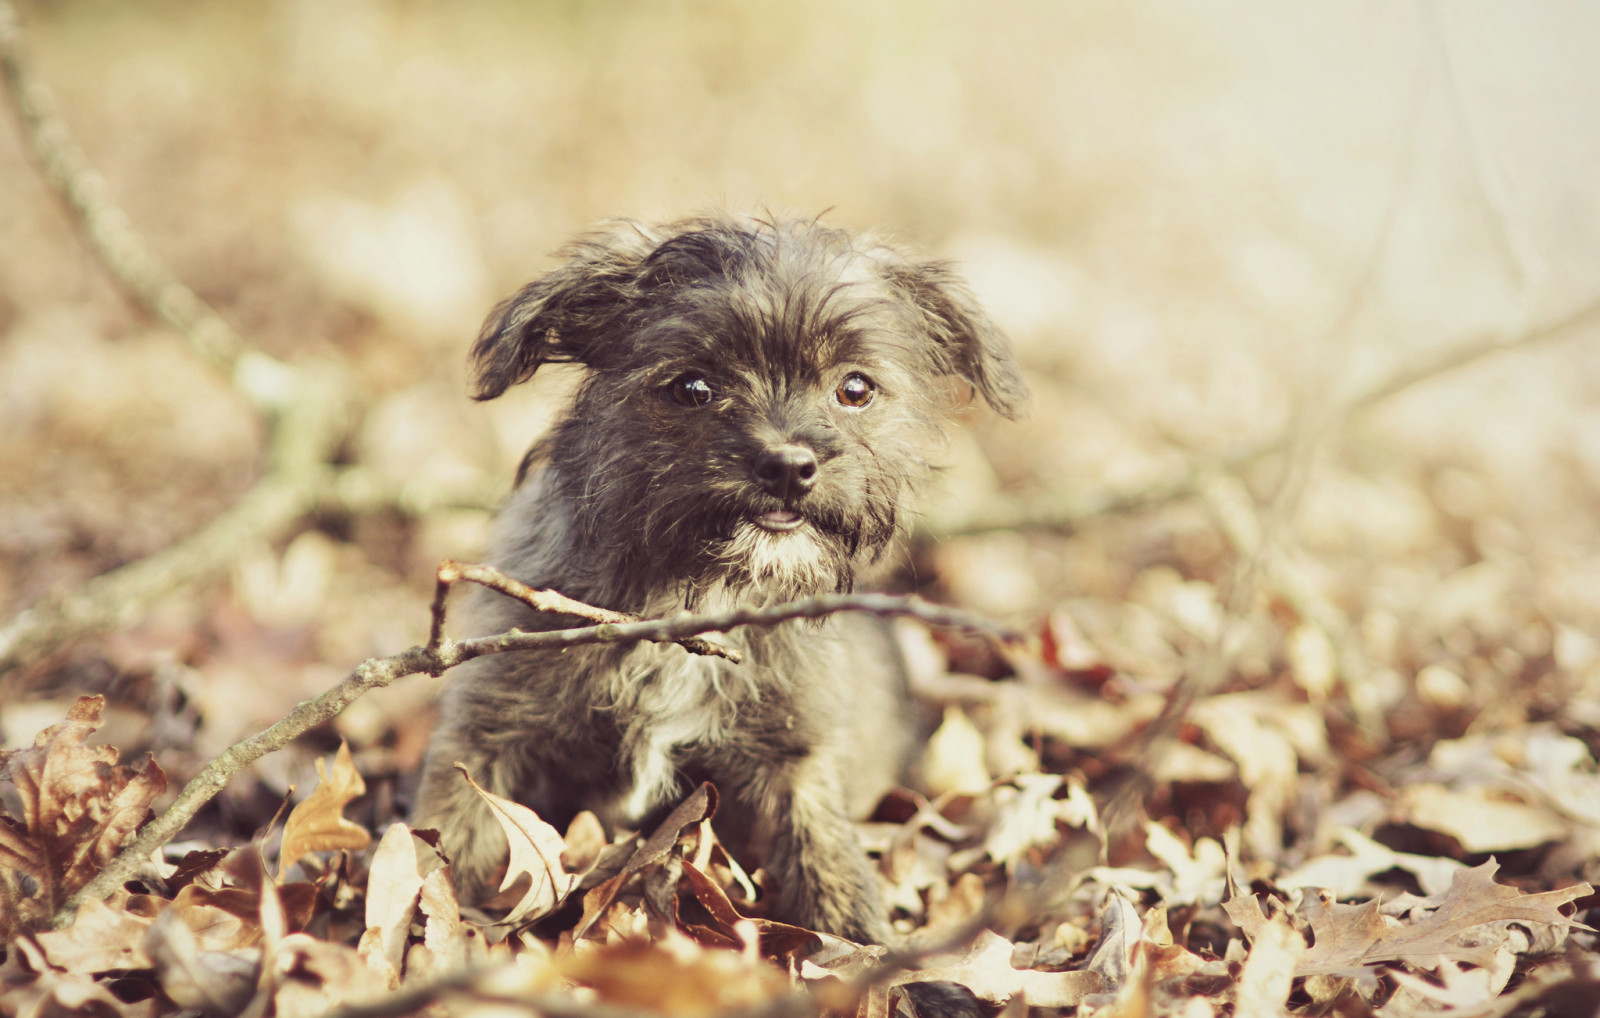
[1394,783,1568,853]
[900,930,1102,1008]
[1281,827,1465,898]
[143,906,259,1016]
[983,773,1096,870]
[358,822,433,988]
[278,741,371,878]
[921,705,992,797]
[561,809,608,874]
[272,932,389,1018]
[417,865,474,978]
[1231,860,1592,979]
[574,783,717,941]
[557,935,789,1016]
[0,935,159,1018]
[1383,953,1515,1017]
[454,762,579,926]
[1083,887,1142,998]
[31,895,153,974]
[1233,911,1305,1018]
[169,883,263,951]
[0,694,167,939]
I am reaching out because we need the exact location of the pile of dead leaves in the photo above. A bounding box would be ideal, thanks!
[1,694,1595,1018]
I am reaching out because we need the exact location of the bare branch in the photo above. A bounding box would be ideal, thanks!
[0,371,351,677]
[0,1,356,676]
[935,291,1600,540]
[1426,0,1538,288]
[0,0,255,376]
[60,561,1018,923]
[435,560,744,662]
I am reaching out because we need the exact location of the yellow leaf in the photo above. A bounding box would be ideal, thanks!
[279,742,371,879]
[454,763,579,925]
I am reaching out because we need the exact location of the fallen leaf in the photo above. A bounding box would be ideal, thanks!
[898,929,1101,1008]
[358,822,434,987]
[1395,783,1568,853]
[1233,911,1305,1018]
[279,741,371,877]
[575,783,717,941]
[1281,826,1464,898]
[1231,860,1592,978]
[0,695,167,939]
[920,705,992,797]
[0,935,158,1018]
[454,762,579,926]
[557,934,788,1016]
[143,907,258,1016]
[273,932,389,1018]
[32,895,153,974]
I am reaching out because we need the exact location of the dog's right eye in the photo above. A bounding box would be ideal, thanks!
[668,374,714,407]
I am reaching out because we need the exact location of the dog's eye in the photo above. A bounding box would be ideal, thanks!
[834,373,875,409]
[668,374,714,407]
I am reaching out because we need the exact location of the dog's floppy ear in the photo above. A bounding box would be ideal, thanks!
[886,260,1030,419]
[469,223,657,401]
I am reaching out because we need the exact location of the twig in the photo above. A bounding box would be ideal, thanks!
[314,961,818,1018]
[435,559,742,661]
[309,869,1052,1018]
[1098,118,1421,838]
[933,290,1600,540]
[1426,0,1537,288]
[0,373,349,678]
[0,0,247,376]
[0,0,352,678]
[60,562,1018,924]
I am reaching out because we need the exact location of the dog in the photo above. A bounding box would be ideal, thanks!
[413,213,1027,944]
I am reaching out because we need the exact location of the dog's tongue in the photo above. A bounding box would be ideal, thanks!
[761,509,802,528]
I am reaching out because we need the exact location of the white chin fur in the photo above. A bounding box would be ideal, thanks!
[721,520,837,597]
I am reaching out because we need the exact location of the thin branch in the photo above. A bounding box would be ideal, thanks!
[1426,0,1538,289]
[436,559,743,662]
[60,562,1019,924]
[0,1,354,677]
[0,372,350,678]
[0,0,248,377]
[933,291,1600,540]
[314,961,819,1018]
[309,865,1060,1018]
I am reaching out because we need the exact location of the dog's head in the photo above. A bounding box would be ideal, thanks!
[473,214,1027,606]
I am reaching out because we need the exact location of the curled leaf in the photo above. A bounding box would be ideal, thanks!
[454,763,579,926]
[279,742,371,878]
[0,695,167,939]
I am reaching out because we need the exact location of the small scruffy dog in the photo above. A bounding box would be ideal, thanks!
[414,213,1026,943]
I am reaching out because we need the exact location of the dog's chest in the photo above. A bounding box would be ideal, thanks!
[607,642,758,821]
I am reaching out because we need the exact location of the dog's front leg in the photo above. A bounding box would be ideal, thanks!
[744,756,893,944]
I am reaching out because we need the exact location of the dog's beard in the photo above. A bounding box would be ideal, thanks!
[611,482,898,609]
[706,520,847,604]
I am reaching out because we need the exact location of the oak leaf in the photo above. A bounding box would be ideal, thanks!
[455,762,579,926]
[897,929,1102,1008]
[1227,860,1592,979]
[0,694,167,939]
[278,741,371,878]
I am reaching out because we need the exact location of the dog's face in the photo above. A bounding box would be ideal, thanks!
[472,215,1027,607]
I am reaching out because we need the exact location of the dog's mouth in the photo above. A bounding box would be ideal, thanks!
[754,508,805,533]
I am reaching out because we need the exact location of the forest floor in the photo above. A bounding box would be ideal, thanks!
[2,3,1598,1016]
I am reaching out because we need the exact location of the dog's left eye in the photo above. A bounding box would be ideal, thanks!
[668,374,714,407]
[834,373,875,409]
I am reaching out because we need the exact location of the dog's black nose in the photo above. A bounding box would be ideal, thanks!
[753,445,818,499]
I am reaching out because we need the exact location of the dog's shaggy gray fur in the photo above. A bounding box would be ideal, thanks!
[414,213,1026,943]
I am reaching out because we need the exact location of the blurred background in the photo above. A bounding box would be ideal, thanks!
[2,0,1599,851]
